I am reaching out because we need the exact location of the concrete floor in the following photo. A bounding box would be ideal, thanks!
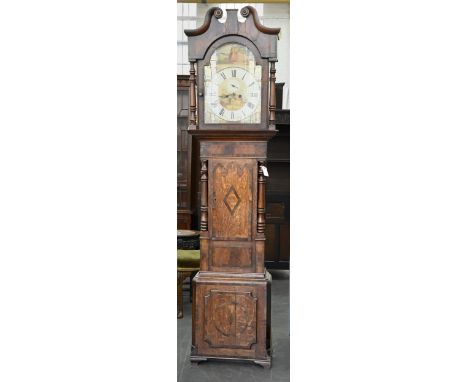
[177,270,290,382]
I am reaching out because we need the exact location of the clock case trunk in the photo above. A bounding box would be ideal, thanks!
[190,132,275,368]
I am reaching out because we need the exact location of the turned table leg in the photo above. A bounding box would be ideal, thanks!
[177,271,191,319]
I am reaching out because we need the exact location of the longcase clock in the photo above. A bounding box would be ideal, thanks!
[184,6,280,368]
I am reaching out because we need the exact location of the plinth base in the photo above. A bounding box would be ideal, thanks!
[191,271,272,367]
[190,354,271,369]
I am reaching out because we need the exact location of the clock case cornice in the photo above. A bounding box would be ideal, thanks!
[184,6,280,132]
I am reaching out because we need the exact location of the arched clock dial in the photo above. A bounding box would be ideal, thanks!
[204,43,262,124]
[206,67,261,122]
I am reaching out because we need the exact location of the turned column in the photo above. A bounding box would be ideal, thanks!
[268,61,276,130]
[257,161,266,234]
[200,160,208,231]
[188,61,197,129]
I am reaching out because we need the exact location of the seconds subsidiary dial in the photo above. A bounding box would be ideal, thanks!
[205,67,261,122]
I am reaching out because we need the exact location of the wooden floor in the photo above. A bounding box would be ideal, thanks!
[177,270,290,382]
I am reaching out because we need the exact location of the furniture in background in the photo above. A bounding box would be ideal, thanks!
[177,229,200,250]
[177,230,200,318]
[177,250,200,318]
[177,76,194,229]
[265,108,290,269]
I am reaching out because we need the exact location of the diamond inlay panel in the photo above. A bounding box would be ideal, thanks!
[211,160,253,240]
[223,185,241,215]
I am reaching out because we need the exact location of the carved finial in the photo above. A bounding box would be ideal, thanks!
[214,8,223,19]
[240,6,280,35]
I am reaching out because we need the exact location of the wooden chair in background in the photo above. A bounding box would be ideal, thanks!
[177,230,200,319]
[177,249,200,318]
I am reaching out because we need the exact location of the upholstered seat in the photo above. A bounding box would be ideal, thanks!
[177,249,200,319]
[177,249,200,270]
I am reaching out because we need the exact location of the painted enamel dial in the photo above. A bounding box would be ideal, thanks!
[204,43,262,124]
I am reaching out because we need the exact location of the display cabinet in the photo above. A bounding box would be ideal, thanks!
[177,75,193,229]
